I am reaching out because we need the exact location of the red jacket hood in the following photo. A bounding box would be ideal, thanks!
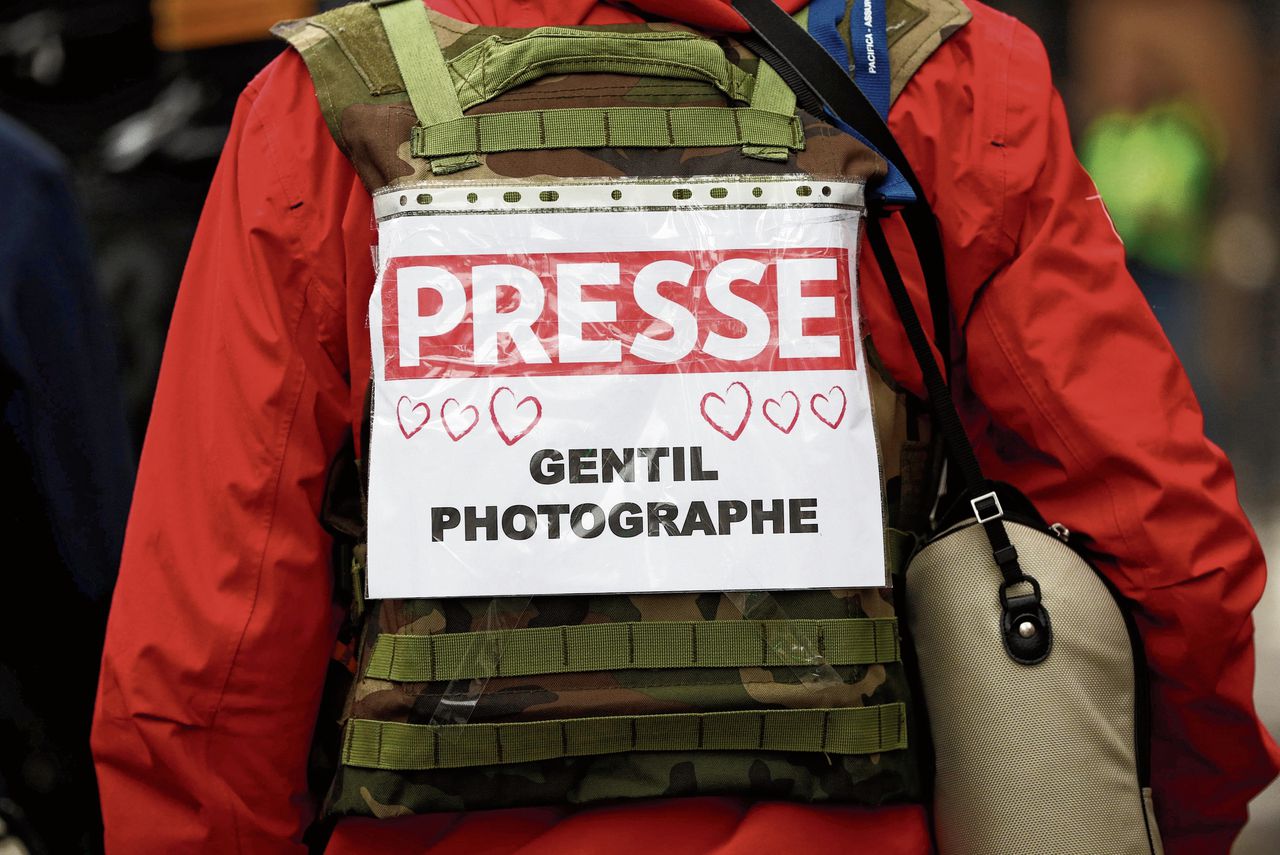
[622,0,808,31]
[426,1,808,32]
[474,0,808,32]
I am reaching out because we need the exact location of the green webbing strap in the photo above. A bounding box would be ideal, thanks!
[366,617,900,682]
[342,703,906,769]
[741,55,797,160]
[411,106,804,160]
[373,0,478,173]
[448,29,755,111]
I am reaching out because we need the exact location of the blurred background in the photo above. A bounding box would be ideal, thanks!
[0,0,1275,851]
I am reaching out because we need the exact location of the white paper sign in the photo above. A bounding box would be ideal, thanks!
[366,177,886,599]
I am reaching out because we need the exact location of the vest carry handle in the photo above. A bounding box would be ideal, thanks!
[445,28,757,107]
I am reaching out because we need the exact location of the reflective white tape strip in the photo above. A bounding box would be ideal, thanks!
[373,176,865,220]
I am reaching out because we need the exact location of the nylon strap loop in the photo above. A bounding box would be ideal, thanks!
[342,704,906,770]
[411,106,803,159]
[374,0,479,173]
[366,618,900,682]
[742,53,798,160]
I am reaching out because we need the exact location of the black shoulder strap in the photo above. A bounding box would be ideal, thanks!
[732,1,1046,642]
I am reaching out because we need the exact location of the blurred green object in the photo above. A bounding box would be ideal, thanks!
[1080,101,1219,275]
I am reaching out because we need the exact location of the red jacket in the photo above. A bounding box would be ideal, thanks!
[92,1,1279,852]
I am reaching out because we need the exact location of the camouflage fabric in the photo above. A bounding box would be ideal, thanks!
[278,0,965,820]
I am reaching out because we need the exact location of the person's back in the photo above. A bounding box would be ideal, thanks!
[92,2,1279,852]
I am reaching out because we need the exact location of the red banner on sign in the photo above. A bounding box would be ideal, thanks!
[382,247,856,381]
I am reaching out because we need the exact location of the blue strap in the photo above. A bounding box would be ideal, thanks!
[847,0,892,118]
[807,0,914,203]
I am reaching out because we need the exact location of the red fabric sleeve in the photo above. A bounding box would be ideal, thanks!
[860,7,1279,852]
[91,50,358,852]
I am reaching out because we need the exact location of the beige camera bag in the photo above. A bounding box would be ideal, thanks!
[905,510,1163,854]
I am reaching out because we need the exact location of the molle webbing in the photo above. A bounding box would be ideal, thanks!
[413,106,805,159]
[373,0,801,172]
[343,704,907,770]
[366,617,901,681]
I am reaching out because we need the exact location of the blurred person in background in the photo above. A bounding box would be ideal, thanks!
[1071,0,1278,496]
[0,0,334,452]
[0,3,333,850]
[0,111,133,854]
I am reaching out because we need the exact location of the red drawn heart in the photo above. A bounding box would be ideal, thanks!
[396,396,430,439]
[810,386,848,429]
[441,397,479,441]
[489,386,542,446]
[700,380,752,441]
[762,391,800,434]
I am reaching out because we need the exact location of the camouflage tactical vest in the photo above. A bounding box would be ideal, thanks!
[275,0,971,820]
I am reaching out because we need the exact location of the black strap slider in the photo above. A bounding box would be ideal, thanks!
[992,543,1019,569]
[971,490,1004,523]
